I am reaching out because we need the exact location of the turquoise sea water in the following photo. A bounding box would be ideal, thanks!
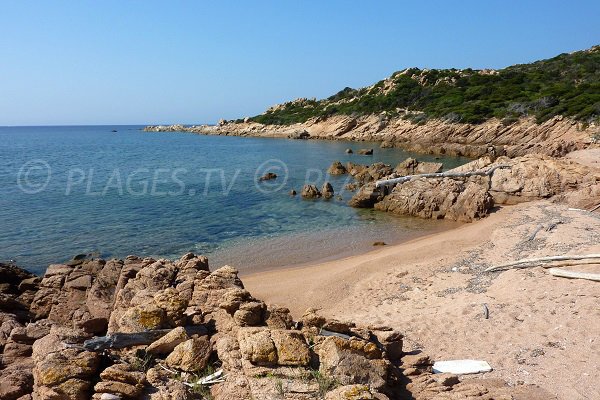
[0,126,470,275]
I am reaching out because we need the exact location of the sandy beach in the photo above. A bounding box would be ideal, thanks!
[244,200,600,400]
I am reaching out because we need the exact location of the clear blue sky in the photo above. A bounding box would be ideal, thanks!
[1,1,598,126]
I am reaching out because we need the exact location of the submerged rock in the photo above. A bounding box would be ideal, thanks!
[258,172,278,181]
[357,148,373,155]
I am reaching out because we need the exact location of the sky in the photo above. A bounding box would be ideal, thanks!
[1,1,599,126]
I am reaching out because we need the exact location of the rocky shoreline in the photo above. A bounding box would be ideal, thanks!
[0,253,554,400]
[144,114,598,158]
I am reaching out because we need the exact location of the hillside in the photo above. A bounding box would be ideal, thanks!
[249,45,600,126]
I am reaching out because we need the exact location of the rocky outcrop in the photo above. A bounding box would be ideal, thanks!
[144,114,597,159]
[0,255,553,400]
[365,154,599,222]
[375,177,494,222]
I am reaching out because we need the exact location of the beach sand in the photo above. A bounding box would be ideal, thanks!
[243,200,600,400]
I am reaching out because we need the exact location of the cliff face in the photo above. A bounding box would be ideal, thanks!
[145,114,597,158]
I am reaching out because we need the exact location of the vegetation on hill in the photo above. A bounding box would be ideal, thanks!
[249,46,600,126]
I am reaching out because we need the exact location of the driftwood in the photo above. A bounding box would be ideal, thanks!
[590,203,600,212]
[548,268,600,282]
[375,164,511,188]
[482,304,489,319]
[83,325,208,351]
[485,254,600,272]
[319,328,352,340]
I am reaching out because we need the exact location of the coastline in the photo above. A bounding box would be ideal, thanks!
[144,114,597,159]
[243,200,600,399]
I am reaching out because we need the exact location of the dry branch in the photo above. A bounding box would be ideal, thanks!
[484,254,600,272]
[83,325,208,351]
[548,268,600,282]
[375,164,511,188]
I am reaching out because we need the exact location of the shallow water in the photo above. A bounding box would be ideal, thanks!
[0,125,470,275]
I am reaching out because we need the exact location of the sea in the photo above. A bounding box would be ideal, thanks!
[0,125,470,275]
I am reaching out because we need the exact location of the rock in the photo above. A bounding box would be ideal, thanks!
[218,119,227,126]
[380,140,394,149]
[146,327,190,355]
[0,366,34,400]
[218,288,253,314]
[258,172,277,181]
[345,148,354,154]
[322,319,355,334]
[394,158,443,176]
[301,184,321,199]
[317,336,387,390]
[489,154,596,204]
[18,277,41,292]
[165,337,212,372]
[233,301,265,326]
[117,304,167,333]
[327,161,348,175]
[348,183,385,208]
[325,385,380,399]
[94,381,142,398]
[64,274,93,290]
[237,328,278,366]
[349,162,394,185]
[321,182,335,199]
[372,241,386,246]
[372,330,403,360]
[99,363,146,386]
[357,149,373,155]
[301,308,326,328]
[343,183,358,193]
[264,305,293,330]
[375,178,494,222]
[153,288,188,327]
[270,330,310,366]
[288,130,310,139]
[289,189,297,196]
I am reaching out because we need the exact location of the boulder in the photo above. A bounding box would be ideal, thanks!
[117,304,167,333]
[288,130,310,139]
[394,158,443,176]
[166,337,212,372]
[317,336,387,390]
[321,182,335,199]
[264,305,293,330]
[153,288,188,327]
[237,328,278,366]
[375,178,493,222]
[146,326,190,355]
[301,308,326,329]
[270,330,310,366]
[327,161,347,175]
[348,184,385,208]
[357,149,373,155]
[345,148,353,154]
[301,184,322,199]
[233,301,265,326]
